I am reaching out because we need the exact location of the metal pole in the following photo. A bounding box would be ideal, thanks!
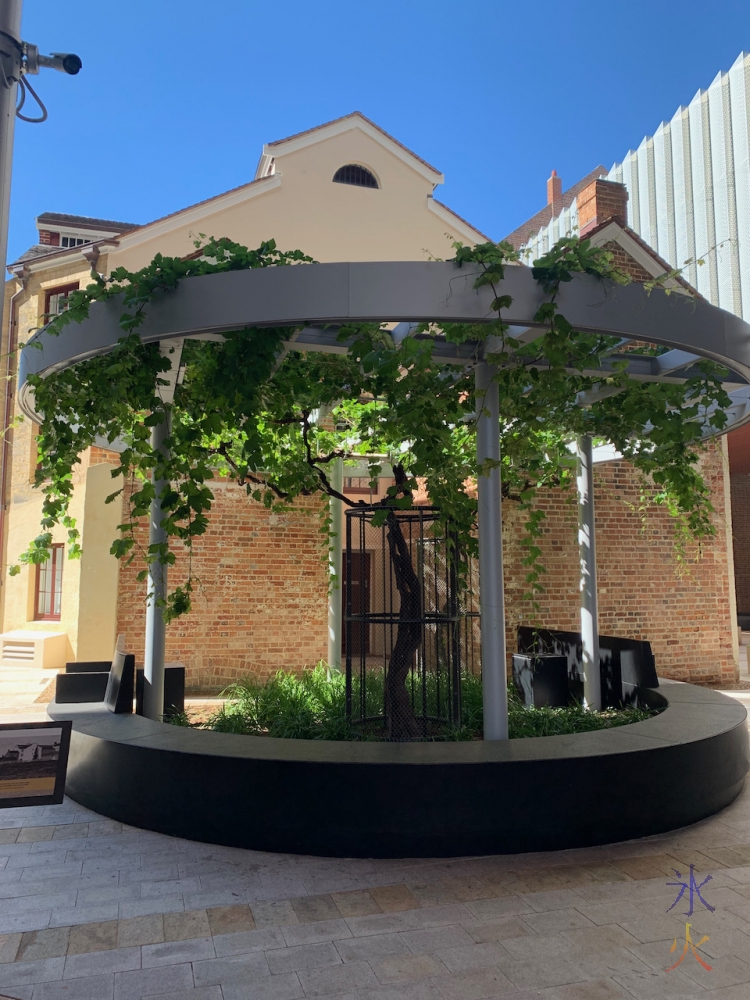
[475,346,508,740]
[0,1,22,278]
[327,456,343,672]
[142,411,169,720]
[577,434,601,710]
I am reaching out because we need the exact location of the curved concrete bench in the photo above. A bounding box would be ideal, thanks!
[48,680,749,858]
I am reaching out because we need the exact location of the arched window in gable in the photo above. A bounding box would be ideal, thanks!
[333,164,379,189]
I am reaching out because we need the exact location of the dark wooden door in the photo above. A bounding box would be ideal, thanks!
[343,552,371,655]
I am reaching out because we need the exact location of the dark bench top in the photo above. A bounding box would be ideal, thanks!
[47,679,745,765]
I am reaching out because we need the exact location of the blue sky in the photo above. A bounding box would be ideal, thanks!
[7,1,750,262]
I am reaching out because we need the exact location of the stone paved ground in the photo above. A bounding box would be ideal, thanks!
[0,668,749,998]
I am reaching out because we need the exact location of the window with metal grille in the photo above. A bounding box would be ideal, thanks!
[34,544,64,621]
[44,282,79,321]
[333,165,378,189]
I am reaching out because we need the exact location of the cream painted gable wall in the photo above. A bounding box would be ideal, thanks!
[0,116,489,660]
[109,125,486,272]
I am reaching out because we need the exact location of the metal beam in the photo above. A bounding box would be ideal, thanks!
[327,457,343,673]
[142,341,183,721]
[475,342,508,740]
[577,435,601,711]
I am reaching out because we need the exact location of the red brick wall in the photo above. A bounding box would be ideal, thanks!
[730,473,750,614]
[113,442,736,691]
[503,441,737,685]
[116,482,329,692]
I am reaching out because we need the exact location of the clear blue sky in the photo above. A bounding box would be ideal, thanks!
[7,0,750,263]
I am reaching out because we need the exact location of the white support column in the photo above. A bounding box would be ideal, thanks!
[327,456,344,673]
[142,341,183,721]
[475,346,508,740]
[577,434,601,711]
[142,411,169,720]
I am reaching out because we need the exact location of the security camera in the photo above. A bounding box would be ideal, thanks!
[23,45,82,75]
[40,53,83,75]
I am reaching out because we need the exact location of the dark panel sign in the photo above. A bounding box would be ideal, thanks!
[0,720,71,808]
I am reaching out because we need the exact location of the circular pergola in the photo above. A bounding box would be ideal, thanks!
[17,262,750,414]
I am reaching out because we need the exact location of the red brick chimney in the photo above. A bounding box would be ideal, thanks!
[577,179,628,237]
[547,170,562,216]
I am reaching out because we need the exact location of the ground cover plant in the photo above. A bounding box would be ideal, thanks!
[167,664,658,741]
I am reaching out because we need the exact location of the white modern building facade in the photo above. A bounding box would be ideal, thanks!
[522,52,750,321]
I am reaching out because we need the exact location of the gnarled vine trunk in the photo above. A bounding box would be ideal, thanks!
[384,510,422,739]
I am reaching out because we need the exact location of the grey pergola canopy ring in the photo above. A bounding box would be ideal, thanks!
[17,260,750,434]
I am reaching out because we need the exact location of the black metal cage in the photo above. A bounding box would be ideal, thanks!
[344,505,479,740]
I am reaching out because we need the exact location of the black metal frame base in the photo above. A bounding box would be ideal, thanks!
[48,680,748,858]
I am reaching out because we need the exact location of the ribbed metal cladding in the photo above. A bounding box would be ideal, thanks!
[521,52,750,322]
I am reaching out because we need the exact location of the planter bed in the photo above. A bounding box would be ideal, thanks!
[48,680,749,858]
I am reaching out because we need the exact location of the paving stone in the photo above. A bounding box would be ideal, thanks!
[206,903,256,935]
[290,894,341,923]
[463,916,531,943]
[192,950,270,986]
[53,825,89,841]
[435,941,513,973]
[117,897,185,920]
[0,932,20,963]
[33,973,115,1000]
[50,904,119,928]
[399,925,475,954]
[116,915,164,948]
[333,890,382,918]
[522,908,596,935]
[298,959,379,995]
[432,964,516,1000]
[144,989,222,1000]
[139,878,201,899]
[369,886,419,913]
[212,927,286,956]
[335,932,410,965]
[546,982,631,999]
[464,897,533,921]
[266,941,342,974]
[249,901,299,928]
[220,971,304,1000]
[162,909,210,942]
[63,947,141,978]
[113,963,194,1000]
[501,953,590,990]
[0,956,66,986]
[67,921,118,955]
[0,912,51,935]
[281,918,352,947]
[439,878,496,903]
[15,829,53,844]
[16,928,69,962]
[143,935,215,967]
[406,883,460,907]
[4,891,77,915]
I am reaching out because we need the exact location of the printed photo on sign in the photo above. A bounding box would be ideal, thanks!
[0,722,70,805]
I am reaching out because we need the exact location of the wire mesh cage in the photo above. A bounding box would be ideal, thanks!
[344,505,480,741]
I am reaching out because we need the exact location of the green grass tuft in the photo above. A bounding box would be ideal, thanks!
[171,663,658,741]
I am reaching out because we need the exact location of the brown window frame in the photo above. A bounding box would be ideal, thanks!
[43,282,80,323]
[34,544,64,621]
